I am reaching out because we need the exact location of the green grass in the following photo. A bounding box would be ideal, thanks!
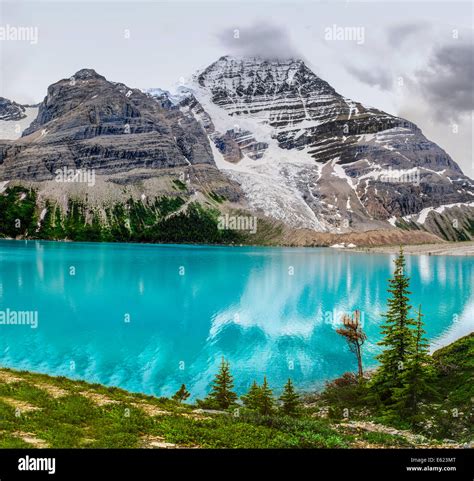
[356,431,413,447]
[0,368,361,449]
[0,434,33,448]
[152,414,348,448]
[426,333,474,440]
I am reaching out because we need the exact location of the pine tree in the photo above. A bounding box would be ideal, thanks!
[172,384,190,403]
[256,376,274,416]
[279,378,300,416]
[241,380,260,410]
[393,306,436,415]
[206,357,237,409]
[373,247,417,401]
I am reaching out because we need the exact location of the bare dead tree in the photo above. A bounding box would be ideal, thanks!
[336,310,367,379]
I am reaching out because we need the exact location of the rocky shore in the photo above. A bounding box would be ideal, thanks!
[352,240,474,256]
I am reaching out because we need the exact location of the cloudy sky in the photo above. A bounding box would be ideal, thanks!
[1,0,472,177]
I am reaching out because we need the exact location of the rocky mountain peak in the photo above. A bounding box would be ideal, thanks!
[197,54,334,97]
[72,68,107,81]
[0,67,215,180]
[191,54,369,138]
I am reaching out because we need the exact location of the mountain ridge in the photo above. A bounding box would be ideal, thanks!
[0,58,473,243]
[0,67,214,181]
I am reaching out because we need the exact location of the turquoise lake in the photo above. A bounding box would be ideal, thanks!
[0,240,472,399]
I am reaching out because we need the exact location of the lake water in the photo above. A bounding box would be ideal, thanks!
[0,240,472,399]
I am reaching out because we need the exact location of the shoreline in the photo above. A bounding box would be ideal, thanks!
[2,331,471,400]
[352,240,474,257]
[2,236,474,256]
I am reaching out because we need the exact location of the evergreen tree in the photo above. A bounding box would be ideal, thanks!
[393,306,436,414]
[172,384,190,403]
[206,357,237,409]
[241,380,260,410]
[256,376,274,415]
[279,378,300,416]
[53,205,65,239]
[373,247,416,401]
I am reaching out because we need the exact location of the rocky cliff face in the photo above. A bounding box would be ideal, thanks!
[0,69,214,180]
[180,56,474,237]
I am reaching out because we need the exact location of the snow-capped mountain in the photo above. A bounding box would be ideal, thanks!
[175,55,474,235]
[0,57,472,243]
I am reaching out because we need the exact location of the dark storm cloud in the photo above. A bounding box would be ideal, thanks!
[416,42,474,118]
[216,23,301,60]
[387,22,430,47]
[345,65,393,90]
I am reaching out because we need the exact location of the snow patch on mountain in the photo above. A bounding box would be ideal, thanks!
[0,106,38,140]
[404,201,474,225]
[331,158,356,190]
[210,137,327,230]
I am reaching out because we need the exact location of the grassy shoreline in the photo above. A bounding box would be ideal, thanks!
[0,333,471,449]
